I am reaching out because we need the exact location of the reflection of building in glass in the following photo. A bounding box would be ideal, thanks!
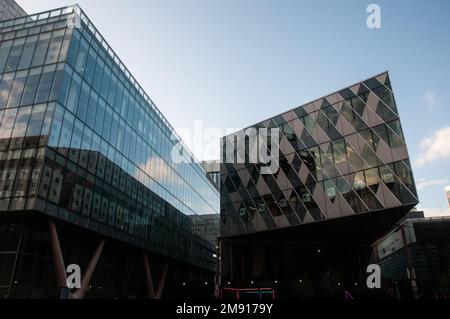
[191,214,220,246]
[0,0,26,21]
[446,186,450,209]
[0,5,219,299]
[202,160,220,190]
[219,72,418,298]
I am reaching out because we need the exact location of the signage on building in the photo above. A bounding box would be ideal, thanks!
[377,230,404,260]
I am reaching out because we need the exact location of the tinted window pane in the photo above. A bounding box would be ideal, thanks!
[0,108,18,139]
[66,29,80,67]
[6,70,27,108]
[41,102,55,137]
[31,32,51,67]
[18,35,38,70]
[100,66,110,99]
[49,63,65,101]
[365,168,380,191]
[45,29,65,64]
[70,119,83,149]
[85,90,98,129]
[76,81,90,122]
[48,104,64,147]
[84,47,96,84]
[332,138,347,164]
[66,72,81,113]
[387,120,405,148]
[0,72,14,109]
[347,142,364,171]
[5,38,25,72]
[74,37,88,75]
[58,28,73,62]
[92,57,104,93]
[0,41,12,73]
[35,65,55,103]
[26,103,46,137]
[58,111,75,149]
[11,106,32,138]
[102,106,112,142]
[373,125,390,148]
[94,98,105,135]
[20,67,40,106]
[110,112,119,146]
[55,64,72,105]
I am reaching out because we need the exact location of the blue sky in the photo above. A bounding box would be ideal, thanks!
[18,0,450,216]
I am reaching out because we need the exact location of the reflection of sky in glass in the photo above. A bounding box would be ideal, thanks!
[27,5,220,218]
[19,0,450,215]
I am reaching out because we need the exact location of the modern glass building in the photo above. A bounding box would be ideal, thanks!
[0,0,26,21]
[0,4,219,299]
[219,72,419,298]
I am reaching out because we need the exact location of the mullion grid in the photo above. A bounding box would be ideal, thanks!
[292,91,418,206]
[336,93,418,201]
[222,137,291,233]
[269,117,368,217]
[61,31,218,218]
[281,85,417,209]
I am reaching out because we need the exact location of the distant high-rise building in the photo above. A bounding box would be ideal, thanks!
[0,0,26,20]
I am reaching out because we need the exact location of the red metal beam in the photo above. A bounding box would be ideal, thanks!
[143,253,156,298]
[49,219,105,299]
[71,240,105,299]
[48,219,67,289]
[155,262,168,299]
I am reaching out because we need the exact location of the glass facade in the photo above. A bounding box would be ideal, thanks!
[0,0,26,21]
[0,6,219,271]
[221,72,418,237]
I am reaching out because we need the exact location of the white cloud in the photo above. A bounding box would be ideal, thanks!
[136,156,182,186]
[422,207,450,218]
[416,179,449,191]
[414,126,450,167]
[422,91,438,110]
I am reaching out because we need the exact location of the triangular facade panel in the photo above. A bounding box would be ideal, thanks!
[220,72,418,238]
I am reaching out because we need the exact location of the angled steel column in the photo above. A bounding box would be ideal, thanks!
[71,239,106,299]
[7,224,24,299]
[48,219,67,288]
[143,253,155,298]
[155,262,169,299]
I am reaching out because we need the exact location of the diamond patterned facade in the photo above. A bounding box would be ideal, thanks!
[220,72,418,238]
